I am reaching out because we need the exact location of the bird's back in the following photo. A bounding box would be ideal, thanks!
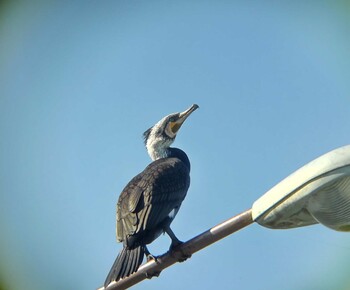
[116,156,190,247]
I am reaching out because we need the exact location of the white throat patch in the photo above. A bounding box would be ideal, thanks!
[145,118,174,161]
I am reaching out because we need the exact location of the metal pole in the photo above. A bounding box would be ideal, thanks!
[98,209,253,290]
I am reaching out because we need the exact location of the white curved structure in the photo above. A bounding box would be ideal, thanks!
[252,145,350,231]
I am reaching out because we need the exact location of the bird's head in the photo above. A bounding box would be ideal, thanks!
[143,104,199,160]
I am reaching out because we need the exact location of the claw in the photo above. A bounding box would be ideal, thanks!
[144,246,159,263]
[169,240,192,262]
[145,270,161,279]
[165,226,191,262]
[146,253,159,263]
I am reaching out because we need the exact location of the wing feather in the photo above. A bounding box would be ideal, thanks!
[116,157,190,244]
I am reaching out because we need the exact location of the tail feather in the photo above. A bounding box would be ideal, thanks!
[104,246,144,287]
[123,249,134,277]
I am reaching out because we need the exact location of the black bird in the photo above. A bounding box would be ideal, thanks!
[104,104,199,287]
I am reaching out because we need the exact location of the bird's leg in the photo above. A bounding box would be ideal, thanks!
[144,246,158,263]
[144,246,162,279]
[166,226,182,249]
[165,226,192,262]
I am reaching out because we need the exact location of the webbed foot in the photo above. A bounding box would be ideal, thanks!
[145,270,161,279]
[146,253,159,263]
[169,240,192,262]
[144,246,159,263]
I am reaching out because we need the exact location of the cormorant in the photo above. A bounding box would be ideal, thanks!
[104,104,199,287]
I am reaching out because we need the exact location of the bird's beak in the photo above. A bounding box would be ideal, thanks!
[170,104,199,134]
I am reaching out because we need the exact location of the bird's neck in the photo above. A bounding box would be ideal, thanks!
[146,139,172,161]
[148,146,169,161]
[148,146,190,171]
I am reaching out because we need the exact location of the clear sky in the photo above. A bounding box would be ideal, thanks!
[1,1,350,290]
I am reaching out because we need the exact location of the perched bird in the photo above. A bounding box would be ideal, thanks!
[104,104,199,287]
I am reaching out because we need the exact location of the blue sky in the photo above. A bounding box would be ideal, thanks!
[1,1,350,290]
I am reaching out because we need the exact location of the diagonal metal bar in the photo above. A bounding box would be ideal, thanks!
[98,209,253,290]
